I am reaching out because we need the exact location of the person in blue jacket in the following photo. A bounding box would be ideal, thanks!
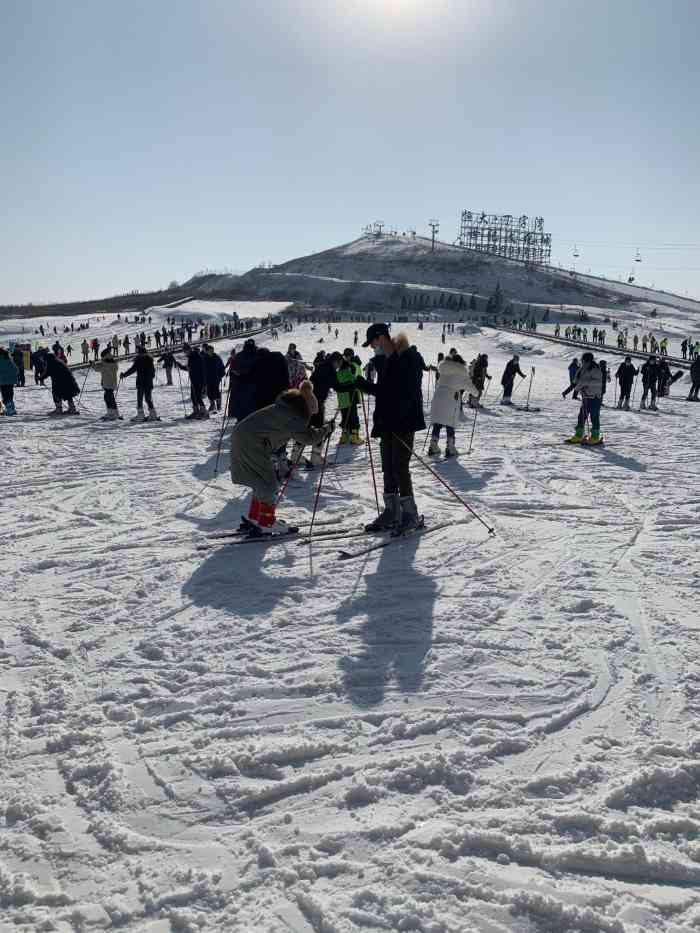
[0,348,19,415]
[562,357,580,399]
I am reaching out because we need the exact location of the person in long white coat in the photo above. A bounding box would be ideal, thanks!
[428,354,477,456]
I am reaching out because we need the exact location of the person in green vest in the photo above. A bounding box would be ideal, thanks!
[336,348,364,444]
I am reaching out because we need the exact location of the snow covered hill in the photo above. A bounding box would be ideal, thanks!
[194,235,700,320]
[2,315,700,931]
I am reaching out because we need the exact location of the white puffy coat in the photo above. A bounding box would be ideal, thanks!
[430,359,476,428]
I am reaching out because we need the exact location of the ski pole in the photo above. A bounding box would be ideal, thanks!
[276,442,306,506]
[392,433,495,536]
[360,393,380,517]
[77,367,90,410]
[176,365,188,416]
[525,367,535,410]
[467,401,479,454]
[214,380,234,477]
[308,427,333,539]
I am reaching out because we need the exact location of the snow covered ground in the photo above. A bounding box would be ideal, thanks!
[2,317,700,932]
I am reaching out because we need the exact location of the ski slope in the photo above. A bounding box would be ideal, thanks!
[2,320,700,932]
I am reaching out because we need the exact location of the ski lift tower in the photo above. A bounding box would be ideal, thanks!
[429,219,440,253]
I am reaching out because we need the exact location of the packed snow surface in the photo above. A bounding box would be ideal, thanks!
[2,309,700,931]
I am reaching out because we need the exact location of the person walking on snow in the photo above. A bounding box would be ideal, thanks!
[158,350,176,385]
[354,323,426,534]
[120,345,158,421]
[0,348,19,416]
[230,381,330,535]
[428,353,475,456]
[567,351,603,444]
[615,357,637,410]
[500,355,526,405]
[92,348,121,419]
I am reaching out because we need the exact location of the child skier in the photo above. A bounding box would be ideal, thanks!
[336,349,363,444]
[92,348,120,420]
[230,381,330,535]
[566,351,603,445]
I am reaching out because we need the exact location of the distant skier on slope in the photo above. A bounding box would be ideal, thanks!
[566,351,603,445]
[688,357,700,400]
[500,355,526,406]
[614,357,637,411]
[640,357,660,411]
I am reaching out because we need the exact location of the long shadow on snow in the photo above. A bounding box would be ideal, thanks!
[182,545,301,618]
[596,448,647,473]
[336,534,437,708]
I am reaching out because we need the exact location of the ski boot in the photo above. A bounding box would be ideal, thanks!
[339,430,350,444]
[500,397,513,406]
[391,496,423,536]
[147,407,159,421]
[48,402,64,416]
[623,401,630,411]
[364,493,399,532]
[649,402,658,411]
[4,401,16,416]
[640,399,646,410]
[350,430,363,445]
[65,401,79,415]
[131,408,146,422]
[428,439,441,456]
[250,501,298,537]
[616,400,623,409]
[445,437,457,458]
[585,432,604,446]
[565,428,584,444]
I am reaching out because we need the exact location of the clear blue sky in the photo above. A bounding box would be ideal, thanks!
[2,0,699,304]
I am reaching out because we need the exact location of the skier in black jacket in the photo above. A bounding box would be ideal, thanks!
[203,344,226,412]
[228,339,257,421]
[355,323,425,534]
[120,345,158,421]
[615,357,638,410]
[688,357,700,401]
[640,357,660,411]
[175,345,208,419]
[500,355,526,405]
[158,351,176,386]
[43,352,80,415]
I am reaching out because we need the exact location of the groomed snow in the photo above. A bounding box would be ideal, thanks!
[2,312,700,931]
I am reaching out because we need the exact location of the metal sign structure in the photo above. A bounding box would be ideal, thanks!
[457,210,552,265]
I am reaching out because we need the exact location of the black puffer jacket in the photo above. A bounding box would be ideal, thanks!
[44,354,80,399]
[122,353,155,388]
[357,334,425,437]
[252,348,290,411]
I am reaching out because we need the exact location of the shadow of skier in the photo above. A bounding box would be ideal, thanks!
[337,534,437,707]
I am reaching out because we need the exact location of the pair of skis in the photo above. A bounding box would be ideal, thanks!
[198,517,464,560]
